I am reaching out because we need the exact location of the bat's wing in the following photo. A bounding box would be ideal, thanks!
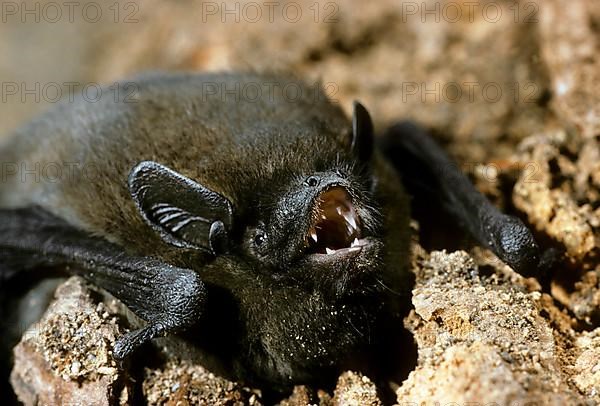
[378,121,542,278]
[0,206,206,361]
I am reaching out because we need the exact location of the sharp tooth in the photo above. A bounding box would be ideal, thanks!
[351,238,360,247]
[336,206,343,215]
[310,231,318,243]
[326,247,336,255]
[343,212,357,230]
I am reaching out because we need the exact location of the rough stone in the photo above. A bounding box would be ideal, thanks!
[143,360,262,406]
[10,277,129,406]
[538,0,600,138]
[395,249,592,404]
[512,129,600,322]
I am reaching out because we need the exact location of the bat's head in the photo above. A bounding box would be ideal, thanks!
[232,101,387,298]
[128,102,396,299]
[241,163,384,297]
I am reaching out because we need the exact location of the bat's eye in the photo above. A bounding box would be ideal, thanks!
[305,176,320,187]
[246,224,269,259]
[254,233,267,247]
[253,222,268,250]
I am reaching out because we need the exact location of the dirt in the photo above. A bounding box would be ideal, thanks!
[3,0,600,404]
[143,360,262,406]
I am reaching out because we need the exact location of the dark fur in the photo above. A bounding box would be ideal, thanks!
[0,72,411,389]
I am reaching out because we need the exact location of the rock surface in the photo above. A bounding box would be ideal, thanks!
[10,277,129,405]
[143,360,262,406]
[396,249,594,404]
[538,0,600,138]
[512,130,600,323]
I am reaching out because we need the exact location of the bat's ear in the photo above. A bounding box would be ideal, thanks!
[128,161,233,256]
[351,101,374,163]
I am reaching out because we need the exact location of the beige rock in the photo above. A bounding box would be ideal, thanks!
[10,277,129,406]
[332,372,381,406]
[396,250,588,404]
[512,130,600,322]
[143,360,262,406]
[538,0,600,138]
[572,329,600,399]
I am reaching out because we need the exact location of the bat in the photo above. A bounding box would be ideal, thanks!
[0,72,542,391]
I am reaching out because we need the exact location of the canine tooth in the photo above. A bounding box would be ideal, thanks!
[336,206,343,215]
[351,238,360,247]
[343,212,357,230]
[310,231,318,243]
[326,247,336,255]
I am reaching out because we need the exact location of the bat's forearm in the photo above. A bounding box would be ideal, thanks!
[379,121,541,277]
[0,207,207,360]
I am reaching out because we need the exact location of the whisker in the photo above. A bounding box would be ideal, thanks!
[375,277,402,296]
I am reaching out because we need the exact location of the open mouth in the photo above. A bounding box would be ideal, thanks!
[305,186,367,255]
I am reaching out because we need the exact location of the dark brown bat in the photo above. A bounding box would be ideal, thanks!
[0,72,541,390]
